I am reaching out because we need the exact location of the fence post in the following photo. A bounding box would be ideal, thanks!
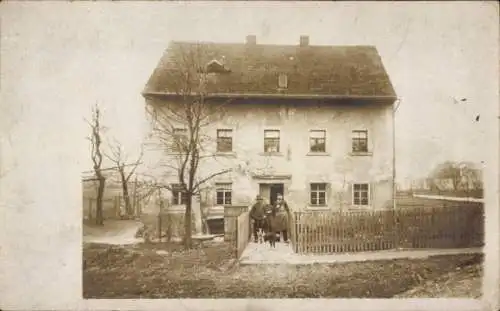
[158,199,164,242]
[117,195,121,218]
[393,208,399,249]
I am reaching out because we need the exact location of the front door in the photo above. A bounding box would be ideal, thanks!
[269,183,284,206]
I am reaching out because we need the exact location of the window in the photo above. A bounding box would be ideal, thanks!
[310,183,327,206]
[309,130,326,152]
[278,73,288,89]
[171,128,188,152]
[353,183,369,206]
[215,183,232,205]
[352,130,368,152]
[216,129,233,152]
[264,130,280,153]
[171,184,188,205]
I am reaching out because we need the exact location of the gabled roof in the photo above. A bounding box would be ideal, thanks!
[143,39,397,99]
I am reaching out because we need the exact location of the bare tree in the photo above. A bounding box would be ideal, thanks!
[430,161,461,191]
[104,139,144,218]
[86,104,106,225]
[429,161,483,196]
[146,43,233,249]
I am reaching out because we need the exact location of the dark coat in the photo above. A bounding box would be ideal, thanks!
[266,201,290,232]
[250,201,266,220]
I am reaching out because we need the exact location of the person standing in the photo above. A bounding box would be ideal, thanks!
[273,194,291,243]
[249,194,266,242]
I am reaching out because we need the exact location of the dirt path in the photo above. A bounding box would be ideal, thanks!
[83,220,143,245]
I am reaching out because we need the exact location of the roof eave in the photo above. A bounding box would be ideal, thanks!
[141,91,397,102]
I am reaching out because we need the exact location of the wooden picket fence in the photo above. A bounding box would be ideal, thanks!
[292,204,484,254]
[84,195,144,221]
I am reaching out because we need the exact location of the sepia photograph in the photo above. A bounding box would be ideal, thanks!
[1,1,498,310]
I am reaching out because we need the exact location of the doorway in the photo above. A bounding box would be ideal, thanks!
[269,183,284,206]
[258,183,282,206]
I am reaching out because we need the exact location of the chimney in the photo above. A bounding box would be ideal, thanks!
[299,35,309,47]
[246,35,257,45]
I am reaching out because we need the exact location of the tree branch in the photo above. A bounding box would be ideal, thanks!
[193,169,232,192]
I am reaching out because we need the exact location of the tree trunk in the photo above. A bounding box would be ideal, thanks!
[96,175,105,225]
[201,206,210,234]
[132,176,138,217]
[119,168,133,216]
[192,194,203,235]
[183,195,193,249]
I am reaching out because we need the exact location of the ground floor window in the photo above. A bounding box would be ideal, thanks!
[310,183,327,206]
[216,183,232,205]
[353,183,370,206]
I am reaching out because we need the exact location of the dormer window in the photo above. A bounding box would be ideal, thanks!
[204,59,231,74]
[278,73,288,89]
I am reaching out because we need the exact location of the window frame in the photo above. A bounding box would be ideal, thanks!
[310,182,328,206]
[171,184,188,205]
[352,130,369,153]
[309,129,327,153]
[216,129,233,152]
[215,183,232,205]
[171,128,188,153]
[352,183,370,207]
[278,73,288,89]
[264,129,281,153]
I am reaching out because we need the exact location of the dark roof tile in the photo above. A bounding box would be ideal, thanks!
[144,40,397,98]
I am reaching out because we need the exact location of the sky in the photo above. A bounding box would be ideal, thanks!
[1,1,498,183]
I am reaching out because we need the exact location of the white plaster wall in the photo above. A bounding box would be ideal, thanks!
[144,99,395,210]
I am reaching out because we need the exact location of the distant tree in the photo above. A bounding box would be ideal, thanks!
[104,139,144,217]
[459,162,483,193]
[430,161,461,191]
[86,104,106,225]
[429,161,483,193]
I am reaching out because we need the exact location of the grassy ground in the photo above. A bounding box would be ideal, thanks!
[395,194,482,209]
[395,262,482,298]
[83,241,482,298]
[410,189,483,199]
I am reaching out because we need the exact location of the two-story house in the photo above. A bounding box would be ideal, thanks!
[142,35,397,211]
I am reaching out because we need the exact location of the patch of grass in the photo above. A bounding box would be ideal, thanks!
[83,242,482,298]
[395,261,482,298]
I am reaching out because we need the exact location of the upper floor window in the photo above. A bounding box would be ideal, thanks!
[352,130,368,153]
[216,129,233,152]
[264,130,280,153]
[310,183,327,206]
[171,128,188,153]
[171,183,188,205]
[309,130,326,152]
[353,183,369,206]
[215,183,232,205]
[278,73,288,89]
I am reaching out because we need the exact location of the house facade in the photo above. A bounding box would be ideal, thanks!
[142,35,397,211]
